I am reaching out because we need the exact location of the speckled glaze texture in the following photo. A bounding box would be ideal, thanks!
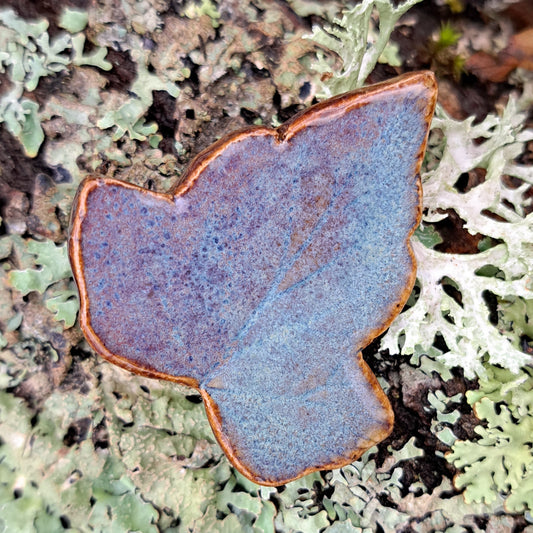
[70,72,438,486]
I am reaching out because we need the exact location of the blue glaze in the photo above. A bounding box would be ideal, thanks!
[72,73,436,485]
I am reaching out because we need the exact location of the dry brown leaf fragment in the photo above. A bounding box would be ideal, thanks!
[466,27,533,82]
[507,27,533,69]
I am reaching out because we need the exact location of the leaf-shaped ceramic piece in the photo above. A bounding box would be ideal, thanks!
[69,71,437,486]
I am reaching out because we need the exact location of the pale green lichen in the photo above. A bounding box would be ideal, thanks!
[58,8,89,34]
[8,240,71,295]
[447,366,533,511]
[320,440,423,532]
[0,8,111,157]
[8,240,79,328]
[380,97,533,378]
[427,389,462,448]
[307,0,423,97]
[2,0,533,531]
[0,387,159,532]
[0,9,64,92]
[96,47,179,142]
[0,89,44,157]
[98,98,159,142]
[288,0,344,19]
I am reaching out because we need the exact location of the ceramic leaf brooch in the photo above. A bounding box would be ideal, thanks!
[69,71,438,485]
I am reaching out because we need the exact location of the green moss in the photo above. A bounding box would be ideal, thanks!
[435,21,461,50]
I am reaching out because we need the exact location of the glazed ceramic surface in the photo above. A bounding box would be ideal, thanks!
[69,71,437,485]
